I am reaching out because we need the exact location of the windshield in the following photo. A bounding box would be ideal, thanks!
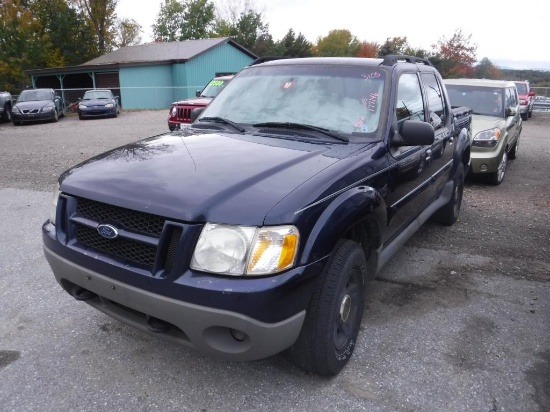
[201,65,387,136]
[446,85,504,117]
[17,89,52,102]
[514,83,527,95]
[83,91,112,100]
[200,79,231,98]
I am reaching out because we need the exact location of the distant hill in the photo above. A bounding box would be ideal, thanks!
[492,59,550,72]
[499,67,550,87]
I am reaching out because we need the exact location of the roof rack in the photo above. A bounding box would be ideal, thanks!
[381,54,433,67]
[249,56,289,66]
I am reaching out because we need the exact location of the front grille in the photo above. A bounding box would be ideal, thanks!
[165,226,183,272]
[69,197,185,273]
[176,106,192,122]
[76,197,165,237]
[76,225,157,268]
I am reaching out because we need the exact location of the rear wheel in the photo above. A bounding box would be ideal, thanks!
[488,152,507,185]
[287,240,367,376]
[432,163,464,225]
[508,138,519,160]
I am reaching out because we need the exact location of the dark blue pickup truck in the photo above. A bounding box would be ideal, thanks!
[43,56,471,376]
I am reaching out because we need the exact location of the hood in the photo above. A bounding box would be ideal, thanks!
[15,100,53,110]
[470,114,505,136]
[173,97,212,106]
[59,130,363,225]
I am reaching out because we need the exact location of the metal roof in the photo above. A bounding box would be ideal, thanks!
[27,37,256,75]
[82,37,255,66]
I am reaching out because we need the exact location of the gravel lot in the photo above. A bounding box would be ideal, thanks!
[0,110,549,412]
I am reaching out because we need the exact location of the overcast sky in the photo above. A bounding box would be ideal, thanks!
[116,0,550,69]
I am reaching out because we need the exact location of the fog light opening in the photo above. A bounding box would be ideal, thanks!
[480,164,488,172]
[230,328,247,342]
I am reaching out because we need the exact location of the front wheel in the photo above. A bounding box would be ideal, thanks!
[287,240,367,376]
[2,104,11,122]
[488,151,507,185]
[52,110,59,123]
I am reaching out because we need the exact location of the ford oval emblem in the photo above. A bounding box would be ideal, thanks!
[97,224,119,239]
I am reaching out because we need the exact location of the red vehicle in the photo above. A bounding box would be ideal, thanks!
[514,80,536,121]
[168,75,233,130]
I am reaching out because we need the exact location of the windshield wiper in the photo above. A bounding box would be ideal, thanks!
[199,116,245,132]
[253,122,349,142]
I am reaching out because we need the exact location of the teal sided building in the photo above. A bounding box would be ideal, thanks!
[27,38,257,110]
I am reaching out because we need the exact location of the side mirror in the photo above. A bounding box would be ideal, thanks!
[528,91,536,97]
[195,90,201,97]
[190,107,205,123]
[393,120,435,146]
[506,106,517,117]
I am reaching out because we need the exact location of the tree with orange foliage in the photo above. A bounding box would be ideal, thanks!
[433,28,477,78]
[357,41,379,58]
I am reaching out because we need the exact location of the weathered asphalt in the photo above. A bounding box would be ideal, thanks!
[0,110,548,412]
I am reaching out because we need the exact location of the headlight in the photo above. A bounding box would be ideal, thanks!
[12,106,20,113]
[170,106,177,116]
[79,104,87,109]
[49,184,61,225]
[41,105,54,112]
[190,223,299,276]
[105,103,114,108]
[473,128,501,146]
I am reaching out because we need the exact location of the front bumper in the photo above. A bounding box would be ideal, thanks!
[12,111,54,123]
[79,108,117,118]
[43,221,324,361]
[470,141,505,174]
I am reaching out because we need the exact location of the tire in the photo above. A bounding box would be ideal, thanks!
[432,162,464,226]
[508,138,519,160]
[2,104,11,122]
[52,110,59,123]
[488,151,507,185]
[528,108,532,118]
[287,240,367,376]
[521,113,528,121]
[78,114,84,120]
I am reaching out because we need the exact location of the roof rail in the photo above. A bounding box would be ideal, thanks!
[381,54,433,67]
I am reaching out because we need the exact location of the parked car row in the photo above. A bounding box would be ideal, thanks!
[533,95,550,111]
[4,88,120,125]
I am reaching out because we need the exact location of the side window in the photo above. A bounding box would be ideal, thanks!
[396,73,425,123]
[421,73,446,130]
[510,88,518,107]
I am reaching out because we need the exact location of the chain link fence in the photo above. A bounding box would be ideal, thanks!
[50,86,203,112]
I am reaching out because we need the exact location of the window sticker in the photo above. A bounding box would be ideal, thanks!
[353,116,369,132]
[362,92,379,112]
[208,80,225,87]
[281,81,294,90]
[362,72,381,80]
